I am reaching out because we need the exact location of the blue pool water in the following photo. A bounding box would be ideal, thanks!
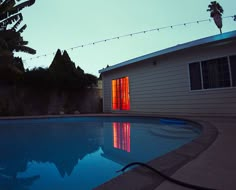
[0,116,200,190]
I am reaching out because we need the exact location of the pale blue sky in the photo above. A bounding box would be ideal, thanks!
[15,0,236,76]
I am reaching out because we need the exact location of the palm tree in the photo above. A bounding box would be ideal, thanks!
[0,0,36,65]
[207,1,224,34]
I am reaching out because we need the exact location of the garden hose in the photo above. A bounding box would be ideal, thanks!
[117,162,218,190]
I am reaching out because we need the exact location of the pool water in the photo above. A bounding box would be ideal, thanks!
[0,116,200,190]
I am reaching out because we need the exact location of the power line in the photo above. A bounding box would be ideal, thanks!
[23,15,236,63]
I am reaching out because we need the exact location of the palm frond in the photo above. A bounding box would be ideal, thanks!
[9,0,35,14]
[0,0,36,58]
[0,0,35,20]
[217,5,224,14]
[14,45,36,54]
[11,14,23,31]
[17,23,26,33]
[0,13,22,26]
[0,38,8,49]
[207,1,223,17]
[0,30,20,39]
[0,0,15,14]
[17,38,28,46]
[19,40,28,45]
[0,25,6,30]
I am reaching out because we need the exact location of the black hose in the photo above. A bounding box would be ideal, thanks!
[116,162,218,190]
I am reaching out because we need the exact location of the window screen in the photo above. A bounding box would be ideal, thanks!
[201,57,230,89]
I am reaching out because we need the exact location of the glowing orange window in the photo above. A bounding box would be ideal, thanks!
[113,122,131,152]
[112,77,130,110]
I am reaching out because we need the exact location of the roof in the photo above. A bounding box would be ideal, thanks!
[99,30,236,74]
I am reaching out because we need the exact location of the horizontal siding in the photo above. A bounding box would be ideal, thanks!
[102,75,112,112]
[102,41,236,116]
[131,87,236,99]
[130,102,236,109]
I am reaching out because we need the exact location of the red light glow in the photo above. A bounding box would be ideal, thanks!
[113,122,130,152]
[112,77,130,110]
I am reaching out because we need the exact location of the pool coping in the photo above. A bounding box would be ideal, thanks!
[0,114,218,190]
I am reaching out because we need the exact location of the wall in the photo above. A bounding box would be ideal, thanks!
[102,40,236,116]
[0,86,102,116]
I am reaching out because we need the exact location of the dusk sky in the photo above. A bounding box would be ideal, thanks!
[15,0,236,76]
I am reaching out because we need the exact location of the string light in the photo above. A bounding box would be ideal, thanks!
[23,15,235,63]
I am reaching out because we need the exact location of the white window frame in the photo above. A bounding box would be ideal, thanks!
[189,55,236,91]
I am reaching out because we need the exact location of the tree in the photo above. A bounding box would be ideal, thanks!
[0,0,36,65]
[207,1,224,34]
[49,49,86,90]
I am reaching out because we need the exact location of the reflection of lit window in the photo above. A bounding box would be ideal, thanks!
[113,122,130,152]
[112,77,130,110]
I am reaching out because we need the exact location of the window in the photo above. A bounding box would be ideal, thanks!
[189,55,236,90]
[230,55,236,86]
[202,57,230,89]
[112,77,130,110]
[189,62,202,90]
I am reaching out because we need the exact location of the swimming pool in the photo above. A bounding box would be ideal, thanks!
[0,116,200,190]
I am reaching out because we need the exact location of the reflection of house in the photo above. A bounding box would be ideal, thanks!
[101,122,132,165]
[99,31,236,116]
[102,122,180,165]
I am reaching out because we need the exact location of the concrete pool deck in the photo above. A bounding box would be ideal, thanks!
[154,116,236,190]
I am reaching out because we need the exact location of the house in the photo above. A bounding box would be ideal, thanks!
[99,30,236,116]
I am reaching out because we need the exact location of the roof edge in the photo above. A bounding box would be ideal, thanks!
[99,30,236,74]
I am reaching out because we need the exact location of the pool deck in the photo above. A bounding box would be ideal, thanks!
[154,116,236,190]
[0,115,235,190]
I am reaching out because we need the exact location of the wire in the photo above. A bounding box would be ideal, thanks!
[117,162,218,190]
[22,15,236,63]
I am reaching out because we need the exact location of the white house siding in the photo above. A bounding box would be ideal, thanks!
[102,40,236,116]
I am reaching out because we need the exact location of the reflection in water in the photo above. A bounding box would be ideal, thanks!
[0,174,40,190]
[0,117,199,190]
[0,119,103,190]
[113,122,130,152]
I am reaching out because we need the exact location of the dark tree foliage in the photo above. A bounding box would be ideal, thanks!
[0,62,23,85]
[21,49,98,91]
[48,49,97,90]
[23,67,52,89]
[0,48,98,90]
[0,0,36,64]
[85,73,98,87]
[13,57,25,72]
[0,0,35,85]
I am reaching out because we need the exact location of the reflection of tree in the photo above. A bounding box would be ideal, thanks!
[0,120,102,182]
[0,174,40,190]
